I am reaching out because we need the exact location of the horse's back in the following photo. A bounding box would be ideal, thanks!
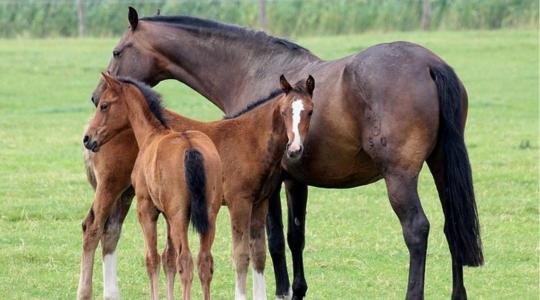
[285,41,458,186]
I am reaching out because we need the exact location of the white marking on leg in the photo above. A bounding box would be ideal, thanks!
[103,251,120,300]
[253,270,267,300]
[235,277,247,300]
[290,99,305,151]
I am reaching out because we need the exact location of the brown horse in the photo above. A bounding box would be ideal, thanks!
[84,8,482,300]
[79,74,315,300]
[84,73,223,300]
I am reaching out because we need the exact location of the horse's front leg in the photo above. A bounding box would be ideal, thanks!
[266,184,291,299]
[285,179,308,300]
[77,182,128,300]
[229,198,252,300]
[250,199,269,300]
[100,187,135,300]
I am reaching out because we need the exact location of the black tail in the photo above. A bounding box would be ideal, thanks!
[184,148,209,235]
[430,64,483,266]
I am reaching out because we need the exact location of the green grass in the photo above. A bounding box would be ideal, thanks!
[0,30,538,299]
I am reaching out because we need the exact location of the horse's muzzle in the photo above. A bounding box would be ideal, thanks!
[83,135,100,152]
[286,144,304,160]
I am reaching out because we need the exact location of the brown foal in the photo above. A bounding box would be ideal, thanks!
[83,73,223,300]
[80,74,315,299]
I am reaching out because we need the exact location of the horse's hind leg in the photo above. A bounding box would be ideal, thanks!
[198,215,217,300]
[229,198,252,300]
[100,186,134,300]
[169,213,193,300]
[285,179,308,300]
[162,222,177,300]
[137,197,161,300]
[427,151,467,299]
[384,169,430,300]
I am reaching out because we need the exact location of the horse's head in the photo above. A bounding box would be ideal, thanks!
[91,7,168,106]
[278,75,315,160]
[84,73,133,152]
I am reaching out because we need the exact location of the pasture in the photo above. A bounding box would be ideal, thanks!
[0,30,537,299]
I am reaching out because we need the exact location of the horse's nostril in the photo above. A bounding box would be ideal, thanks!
[83,135,89,144]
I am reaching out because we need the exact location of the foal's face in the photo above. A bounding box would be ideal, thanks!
[279,75,315,160]
[84,74,130,152]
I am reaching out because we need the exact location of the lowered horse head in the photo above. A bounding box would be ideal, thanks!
[84,73,166,152]
[278,75,315,160]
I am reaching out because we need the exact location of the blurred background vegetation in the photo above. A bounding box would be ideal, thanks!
[0,0,538,38]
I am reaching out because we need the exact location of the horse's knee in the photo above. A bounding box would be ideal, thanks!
[102,220,121,252]
[162,246,176,273]
[268,228,285,256]
[252,249,266,273]
[287,230,305,252]
[234,252,250,272]
[145,250,160,272]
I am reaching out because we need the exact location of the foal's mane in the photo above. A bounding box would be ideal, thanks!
[140,15,311,53]
[117,77,167,126]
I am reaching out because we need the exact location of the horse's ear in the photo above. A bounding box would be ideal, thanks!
[101,72,122,92]
[128,6,139,30]
[306,75,315,96]
[280,75,292,94]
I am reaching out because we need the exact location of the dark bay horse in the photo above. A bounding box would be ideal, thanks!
[79,73,316,300]
[83,7,482,300]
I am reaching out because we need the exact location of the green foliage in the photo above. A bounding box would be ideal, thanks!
[0,0,537,37]
[0,30,537,298]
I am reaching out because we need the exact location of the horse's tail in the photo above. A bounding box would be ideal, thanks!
[429,63,483,267]
[184,148,209,235]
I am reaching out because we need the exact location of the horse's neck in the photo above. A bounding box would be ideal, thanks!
[221,100,287,156]
[164,101,286,159]
[125,96,167,149]
[147,22,319,114]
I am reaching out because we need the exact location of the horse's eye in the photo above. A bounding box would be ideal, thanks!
[308,111,313,116]
[112,50,120,58]
[100,103,109,111]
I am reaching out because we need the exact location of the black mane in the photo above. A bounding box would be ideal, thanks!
[224,89,283,119]
[225,79,308,119]
[140,15,309,52]
[117,77,167,126]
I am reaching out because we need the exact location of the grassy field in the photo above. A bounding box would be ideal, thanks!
[0,30,537,299]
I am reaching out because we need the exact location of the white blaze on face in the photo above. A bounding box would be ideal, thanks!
[290,99,305,152]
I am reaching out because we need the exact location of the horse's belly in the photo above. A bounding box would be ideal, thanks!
[282,140,382,188]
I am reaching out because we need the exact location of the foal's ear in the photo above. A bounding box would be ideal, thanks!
[280,75,292,94]
[128,6,139,31]
[306,75,315,97]
[101,72,122,92]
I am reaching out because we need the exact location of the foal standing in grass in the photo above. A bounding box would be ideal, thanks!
[84,73,223,300]
[82,74,315,300]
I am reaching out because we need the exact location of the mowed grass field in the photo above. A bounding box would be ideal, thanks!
[0,30,537,299]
